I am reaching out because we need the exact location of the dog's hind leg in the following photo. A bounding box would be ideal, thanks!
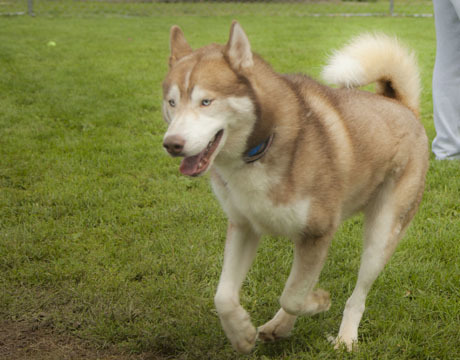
[214,221,260,354]
[335,167,426,351]
[259,232,332,341]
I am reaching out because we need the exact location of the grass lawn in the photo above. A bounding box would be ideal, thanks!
[1,3,459,359]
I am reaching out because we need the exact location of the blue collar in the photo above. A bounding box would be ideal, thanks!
[243,134,275,163]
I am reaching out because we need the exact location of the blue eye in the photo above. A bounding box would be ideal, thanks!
[168,99,176,107]
[201,99,212,106]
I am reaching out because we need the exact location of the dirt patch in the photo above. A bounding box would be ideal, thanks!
[0,320,161,360]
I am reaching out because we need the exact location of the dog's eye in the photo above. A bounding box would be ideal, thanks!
[168,99,176,107]
[201,99,212,107]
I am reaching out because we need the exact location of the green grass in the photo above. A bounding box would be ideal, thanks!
[1,0,434,17]
[1,4,459,359]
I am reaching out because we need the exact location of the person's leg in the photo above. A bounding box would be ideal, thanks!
[432,0,460,160]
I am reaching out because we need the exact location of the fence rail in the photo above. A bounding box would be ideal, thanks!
[1,0,433,17]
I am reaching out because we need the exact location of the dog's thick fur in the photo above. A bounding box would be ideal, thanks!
[162,22,428,353]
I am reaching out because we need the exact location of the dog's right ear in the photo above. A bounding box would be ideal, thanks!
[169,25,193,68]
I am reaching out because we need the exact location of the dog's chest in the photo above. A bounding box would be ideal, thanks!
[212,168,311,238]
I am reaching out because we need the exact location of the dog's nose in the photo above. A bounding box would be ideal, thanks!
[163,135,185,156]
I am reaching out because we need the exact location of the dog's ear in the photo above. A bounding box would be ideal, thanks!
[225,21,253,71]
[169,25,193,68]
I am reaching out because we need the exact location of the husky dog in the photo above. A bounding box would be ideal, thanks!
[162,21,428,353]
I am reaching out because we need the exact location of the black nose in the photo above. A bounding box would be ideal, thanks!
[163,135,185,156]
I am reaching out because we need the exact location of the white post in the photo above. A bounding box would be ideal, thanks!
[28,0,34,16]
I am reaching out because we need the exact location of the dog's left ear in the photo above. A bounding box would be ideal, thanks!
[225,21,253,71]
[169,25,193,68]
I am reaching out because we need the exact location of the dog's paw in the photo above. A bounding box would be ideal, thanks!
[310,289,331,314]
[281,288,331,316]
[218,305,257,354]
[258,309,297,342]
[229,322,257,354]
[329,335,357,352]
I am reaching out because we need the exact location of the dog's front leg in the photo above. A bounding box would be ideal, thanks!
[214,221,260,354]
[280,235,332,316]
[259,234,332,342]
[279,234,332,314]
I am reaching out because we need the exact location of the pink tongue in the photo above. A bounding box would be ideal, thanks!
[180,153,203,176]
[178,129,223,176]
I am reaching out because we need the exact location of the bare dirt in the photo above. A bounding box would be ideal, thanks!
[0,321,162,360]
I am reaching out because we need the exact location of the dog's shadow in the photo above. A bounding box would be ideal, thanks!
[256,338,293,357]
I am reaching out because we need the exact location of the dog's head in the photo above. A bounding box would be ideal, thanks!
[162,21,257,177]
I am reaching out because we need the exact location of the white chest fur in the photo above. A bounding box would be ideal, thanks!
[212,165,311,239]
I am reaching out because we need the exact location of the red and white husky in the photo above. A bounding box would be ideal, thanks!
[162,21,428,353]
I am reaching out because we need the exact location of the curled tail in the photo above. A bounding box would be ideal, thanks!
[321,34,421,117]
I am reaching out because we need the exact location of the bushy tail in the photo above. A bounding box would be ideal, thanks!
[321,34,421,117]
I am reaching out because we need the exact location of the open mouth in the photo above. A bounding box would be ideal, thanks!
[179,129,224,177]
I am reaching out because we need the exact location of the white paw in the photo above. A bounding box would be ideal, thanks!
[309,289,331,314]
[258,309,297,342]
[282,288,331,316]
[229,322,257,354]
[218,306,257,354]
[330,335,357,352]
